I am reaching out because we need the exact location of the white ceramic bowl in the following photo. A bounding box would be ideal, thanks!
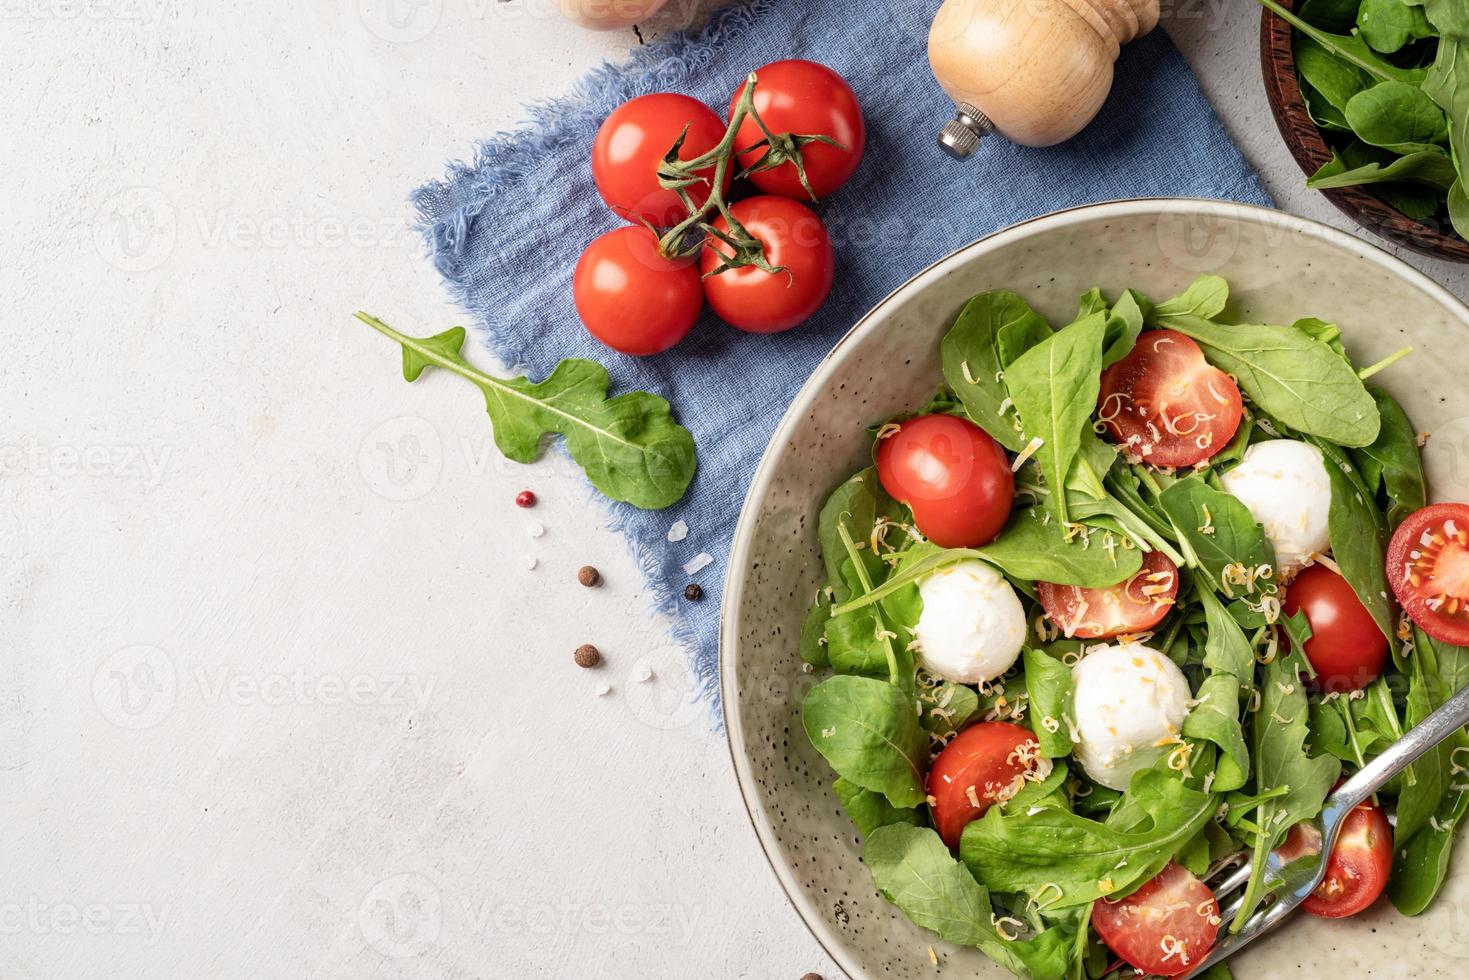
[721,200,1469,979]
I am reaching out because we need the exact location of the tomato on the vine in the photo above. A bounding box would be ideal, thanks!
[1097,329,1243,468]
[591,93,730,228]
[701,195,834,333]
[875,414,1013,548]
[1091,862,1219,977]
[1038,549,1179,640]
[1276,801,1393,918]
[573,227,702,356]
[730,60,865,200]
[1282,563,1388,692]
[926,721,1041,849]
[1388,502,1469,647]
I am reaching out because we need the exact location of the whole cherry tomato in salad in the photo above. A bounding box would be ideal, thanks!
[701,195,834,333]
[1091,862,1220,977]
[1282,563,1388,692]
[875,414,1014,548]
[1097,329,1243,468]
[573,227,703,356]
[591,93,730,229]
[926,721,1042,850]
[1038,549,1179,640]
[729,60,865,200]
[1388,502,1469,647]
[1276,800,1393,918]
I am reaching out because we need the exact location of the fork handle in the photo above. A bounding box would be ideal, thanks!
[1331,676,1469,817]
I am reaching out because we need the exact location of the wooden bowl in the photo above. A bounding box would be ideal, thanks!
[1259,0,1469,262]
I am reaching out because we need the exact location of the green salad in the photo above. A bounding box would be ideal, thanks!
[799,275,1469,978]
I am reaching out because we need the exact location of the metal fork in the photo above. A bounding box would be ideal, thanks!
[1173,677,1469,978]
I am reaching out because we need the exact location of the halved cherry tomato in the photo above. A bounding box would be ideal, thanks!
[730,60,865,200]
[875,414,1013,548]
[1091,862,1220,978]
[701,195,834,333]
[927,721,1041,849]
[1387,502,1469,647]
[1097,329,1243,468]
[572,227,703,356]
[1282,563,1388,692]
[591,93,730,228]
[1037,549,1179,640]
[1275,801,1393,918]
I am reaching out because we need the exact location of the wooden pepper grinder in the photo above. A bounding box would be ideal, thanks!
[929,0,1161,158]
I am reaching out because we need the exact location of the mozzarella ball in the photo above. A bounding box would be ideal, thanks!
[913,560,1026,684]
[1220,439,1331,576]
[1071,642,1191,791]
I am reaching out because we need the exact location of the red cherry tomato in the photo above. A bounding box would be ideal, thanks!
[1037,549,1179,640]
[729,60,865,200]
[1275,801,1393,918]
[572,227,702,356]
[1097,330,1243,468]
[1282,564,1389,692]
[926,722,1041,849]
[1091,862,1220,977]
[701,196,834,333]
[875,414,1014,548]
[1387,502,1469,647]
[591,93,730,228]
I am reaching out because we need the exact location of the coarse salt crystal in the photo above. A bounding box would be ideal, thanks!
[527,521,545,539]
[634,663,654,683]
[683,552,714,576]
[595,682,612,697]
[523,555,538,570]
[667,520,689,543]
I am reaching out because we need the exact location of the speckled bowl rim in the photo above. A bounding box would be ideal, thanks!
[719,197,1469,980]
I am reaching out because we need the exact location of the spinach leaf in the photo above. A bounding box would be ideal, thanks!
[1424,0,1469,37]
[1104,291,1148,367]
[1318,442,1396,643]
[1451,178,1469,239]
[1296,34,1374,114]
[1158,477,1276,588]
[960,770,1217,908]
[834,777,919,838]
[1260,0,1430,85]
[802,674,928,808]
[355,315,696,509]
[919,677,980,740]
[1005,312,1108,524]
[1358,0,1434,53]
[1076,286,1107,319]
[1396,633,1454,845]
[1301,0,1363,33]
[1160,314,1380,446]
[1152,275,1229,321]
[1357,386,1426,527]
[1199,586,1256,680]
[1231,646,1340,929]
[817,467,893,599]
[799,592,833,668]
[826,599,908,679]
[1302,78,1356,131]
[1426,37,1469,208]
[941,291,1049,452]
[1345,81,1450,153]
[1182,672,1251,792]
[867,824,1074,980]
[1309,146,1459,190]
[1023,648,1075,759]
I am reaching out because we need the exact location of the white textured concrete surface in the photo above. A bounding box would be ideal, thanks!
[6,2,1467,979]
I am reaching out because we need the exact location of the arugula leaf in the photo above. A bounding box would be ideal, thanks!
[1159,314,1380,446]
[919,678,979,740]
[355,315,695,509]
[1103,290,1147,367]
[833,777,919,838]
[1158,477,1276,587]
[1356,386,1426,527]
[1023,648,1075,759]
[1424,0,1469,37]
[1005,312,1108,524]
[866,824,1073,980]
[802,674,928,808]
[1318,441,1396,643]
[941,291,1050,452]
[1198,584,1257,680]
[1345,81,1450,153]
[1182,672,1251,792]
[959,770,1217,908]
[1152,275,1229,321]
[817,467,894,599]
[799,592,833,668]
[1076,287,1107,319]
[1308,147,1459,190]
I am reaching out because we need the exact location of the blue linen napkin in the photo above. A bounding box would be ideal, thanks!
[413,0,1271,716]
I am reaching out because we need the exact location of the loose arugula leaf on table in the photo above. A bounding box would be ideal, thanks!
[940,291,1051,452]
[1004,312,1108,525]
[1230,646,1340,930]
[1158,476,1276,588]
[1317,440,1397,643]
[802,674,928,809]
[959,770,1217,909]
[867,824,1074,980]
[1157,311,1380,446]
[355,315,696,509]
[833,777,919,838]
[1023,648,1075,759]
[1355,386,1427,526]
